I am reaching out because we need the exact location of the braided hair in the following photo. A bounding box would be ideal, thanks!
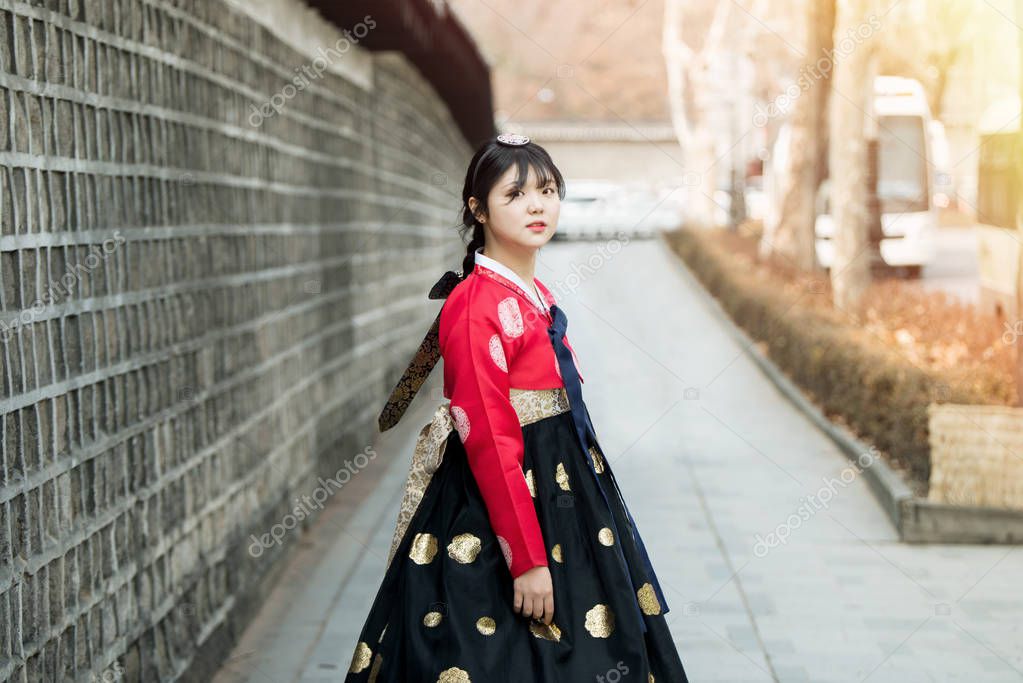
[458,136,566,280]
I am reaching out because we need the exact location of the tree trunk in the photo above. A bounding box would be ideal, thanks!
[689,127,720,228]
[812,0,836,191]
[662,0,733,230]
[762,0,835,271]
[662,0,692,157]
[766,93,818,269]
[829,0,877,310]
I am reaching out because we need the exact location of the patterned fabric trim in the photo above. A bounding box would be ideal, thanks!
[509,387,571,426]
[385,387,572,567]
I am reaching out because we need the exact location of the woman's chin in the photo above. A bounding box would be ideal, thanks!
[521,229,554,246]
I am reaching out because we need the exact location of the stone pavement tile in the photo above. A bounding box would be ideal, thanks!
[772,666,812,682]
[865,650,1022,682]
[760,638,797,655]
[671,632,773,682]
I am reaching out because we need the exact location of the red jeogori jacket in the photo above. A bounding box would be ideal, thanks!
[438,260,584,579]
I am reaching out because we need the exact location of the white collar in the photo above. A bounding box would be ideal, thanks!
[474,247,548,312]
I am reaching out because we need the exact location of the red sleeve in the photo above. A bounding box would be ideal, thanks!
[441,291,549,579]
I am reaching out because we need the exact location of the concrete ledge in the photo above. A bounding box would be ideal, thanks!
[901,499,1023,543]
[659,230,1023,545]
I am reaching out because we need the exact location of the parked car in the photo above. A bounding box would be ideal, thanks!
[554,179,684,241]
[632,185,687,235]
[554,179,624,241]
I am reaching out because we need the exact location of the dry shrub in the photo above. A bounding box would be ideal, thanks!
[726,224,1014,401]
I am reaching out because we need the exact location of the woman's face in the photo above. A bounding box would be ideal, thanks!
[473,163,560,252]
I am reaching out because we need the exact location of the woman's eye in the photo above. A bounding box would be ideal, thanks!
[508,187,554,199]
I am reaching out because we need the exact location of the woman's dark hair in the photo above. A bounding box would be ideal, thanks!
[458,137,566,279]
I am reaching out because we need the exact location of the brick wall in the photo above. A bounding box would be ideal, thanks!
[0,1,470,680]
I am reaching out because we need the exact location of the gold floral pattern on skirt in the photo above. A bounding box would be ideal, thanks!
[524,468,537,497]
[584,604,616,638]
[447,533,482,564]
[409,533,438,564]
[348,641,372,673]
[637,582,662,615]
[475,616,496,635]
[437,666,471,682]
[588,445,606,473]
[555,462,571,491]
[551,543,563,563]
[598,527,615,546]
[529,620,563,642]
[423,611,443,627]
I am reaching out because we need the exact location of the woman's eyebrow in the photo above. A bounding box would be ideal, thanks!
[503,179,553,189]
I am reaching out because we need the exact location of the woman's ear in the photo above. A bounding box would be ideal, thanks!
[468,197,485,223]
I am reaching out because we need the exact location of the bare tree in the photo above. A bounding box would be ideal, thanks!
[761,0,835,270]
[662,0,732,228]
[829,0,879,309]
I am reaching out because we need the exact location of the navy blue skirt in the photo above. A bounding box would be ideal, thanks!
[344,409,690,682]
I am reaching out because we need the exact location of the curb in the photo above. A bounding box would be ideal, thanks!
[658,230,1023,544]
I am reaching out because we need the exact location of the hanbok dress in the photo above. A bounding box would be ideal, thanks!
[345,250,690,682]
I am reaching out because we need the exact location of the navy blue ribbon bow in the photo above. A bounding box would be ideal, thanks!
[546,304,670,632]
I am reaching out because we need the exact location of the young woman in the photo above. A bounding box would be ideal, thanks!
[346,134,689,682]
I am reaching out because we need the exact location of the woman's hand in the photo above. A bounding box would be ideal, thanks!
[513,565,554,624]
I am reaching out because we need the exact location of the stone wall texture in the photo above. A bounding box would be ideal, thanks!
[0,1,469,680]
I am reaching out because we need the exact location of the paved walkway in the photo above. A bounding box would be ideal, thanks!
[212,238,1023,683]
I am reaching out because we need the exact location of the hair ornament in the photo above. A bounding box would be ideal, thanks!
[496,133,530,146]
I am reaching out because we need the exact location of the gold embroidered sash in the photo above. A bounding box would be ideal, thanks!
[385,387,571,567]
[377,270,463,433]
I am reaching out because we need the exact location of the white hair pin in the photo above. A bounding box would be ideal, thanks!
[496,133,530,146]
